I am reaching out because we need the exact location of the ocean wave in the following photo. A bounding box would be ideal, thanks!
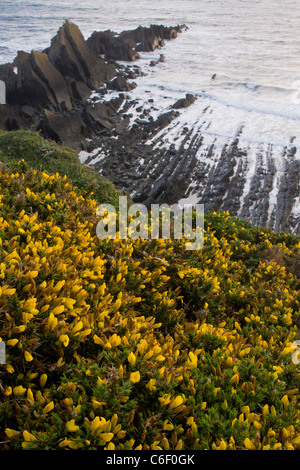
[149,83,300,121]
[216,80,297,95]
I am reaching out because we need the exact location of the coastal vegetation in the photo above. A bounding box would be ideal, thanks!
[0,131,299,450]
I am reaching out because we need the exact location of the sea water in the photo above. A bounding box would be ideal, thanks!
[0,0,299,148]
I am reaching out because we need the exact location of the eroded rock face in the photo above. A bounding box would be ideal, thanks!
[38,110,88,151]
[47,20,116,91]
[8,50,72,112]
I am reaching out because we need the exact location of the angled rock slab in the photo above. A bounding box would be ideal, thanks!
[13,50,71,112]
[47,20,116,91]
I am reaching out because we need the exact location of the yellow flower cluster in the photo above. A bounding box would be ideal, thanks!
[0,165,300,450]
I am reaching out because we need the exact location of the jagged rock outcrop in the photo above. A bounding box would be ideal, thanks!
[86,30,140,62]
[0,20,118,116]
[0,20,182,144]
[87,24,186,61]
[7,50,72,113]
[0,20,137,143]
[46,20,116,91]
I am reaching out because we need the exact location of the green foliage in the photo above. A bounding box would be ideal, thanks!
[0,129,122,207]
[0,136,299,451]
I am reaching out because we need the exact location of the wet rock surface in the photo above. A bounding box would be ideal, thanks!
[86,102,299,235]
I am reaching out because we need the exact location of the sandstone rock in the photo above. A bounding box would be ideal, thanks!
[83,102,115,132]
[47,20,116,91]
[39,109,87,151]
[10,50,72,112]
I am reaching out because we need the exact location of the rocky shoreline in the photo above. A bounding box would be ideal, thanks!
[0,20,186,148]
[0,20,299,235]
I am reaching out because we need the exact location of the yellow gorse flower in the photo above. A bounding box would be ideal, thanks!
[129,371,140,383]
[128,351,136,367]
[1,160,300,451]
[186,351,198,370]
[66,419,79,433]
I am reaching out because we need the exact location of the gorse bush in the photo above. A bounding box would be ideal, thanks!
[0,130,122,208]
[0,153,300,449]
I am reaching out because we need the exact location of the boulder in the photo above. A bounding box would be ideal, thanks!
[107,75,136,92]
[47,20,116,90]
[172,93,196,109]
[39,110,88,150]
[83,102,115,131]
